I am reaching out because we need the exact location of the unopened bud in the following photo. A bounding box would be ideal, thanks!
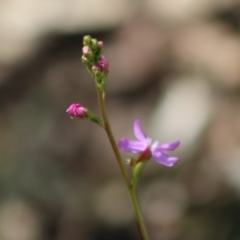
[97,41,104,49]
[66,103,87,118]
[92,55,109,73]
[83,35,92,46]
[91,38,98,50]
[82,46,90,56]
[81,56,89,64]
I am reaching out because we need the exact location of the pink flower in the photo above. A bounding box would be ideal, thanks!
[118,119,180,167]
[66,104,86,118]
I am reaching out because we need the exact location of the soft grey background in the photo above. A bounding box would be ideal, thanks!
[0,0,239,240]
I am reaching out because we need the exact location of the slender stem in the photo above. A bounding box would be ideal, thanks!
[96,86,131,188]
[129,186,149,240]
[96,86,150,240]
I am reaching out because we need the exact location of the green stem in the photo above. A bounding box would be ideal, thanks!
[129,186,149,240]
[96,86,150,240]
[96,86,131,188]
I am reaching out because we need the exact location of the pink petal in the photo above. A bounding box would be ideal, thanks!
[133,119,147,141]
[158,140,180,151]
[152,150,179,167]
[118,138,147,153]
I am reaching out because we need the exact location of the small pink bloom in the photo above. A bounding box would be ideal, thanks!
[66,104,87,118]
[118,119,180,167]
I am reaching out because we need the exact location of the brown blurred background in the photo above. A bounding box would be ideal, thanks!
[0,0,240,240]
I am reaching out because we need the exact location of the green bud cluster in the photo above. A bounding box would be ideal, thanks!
[82,35,109,97]
[82,35,103,70]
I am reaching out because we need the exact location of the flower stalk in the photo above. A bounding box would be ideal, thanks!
[67,35,180,240]
[96,85,150,240]
[96,85,131,189]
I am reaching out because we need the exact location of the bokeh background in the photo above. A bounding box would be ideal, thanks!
[0,0,240,240]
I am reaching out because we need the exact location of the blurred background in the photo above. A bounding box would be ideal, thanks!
[0,0,240,239]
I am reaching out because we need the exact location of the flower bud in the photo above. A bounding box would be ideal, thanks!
[92,55,109,73]
[82,46,91,56]
[83,35,91,46]
[81,56,89,64]
[97,41,104,49]
[66,103,87,118]
[99,55,109,71]
[91,38,98,50]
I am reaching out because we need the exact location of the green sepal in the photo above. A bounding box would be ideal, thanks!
[86,109,104,128]
[132,161,147,187]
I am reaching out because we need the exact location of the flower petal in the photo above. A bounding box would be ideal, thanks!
[166,157,179,166]
[133,119,147,141]
[158,140,180,151]
[118,138,147,153]
[152,149,179,167]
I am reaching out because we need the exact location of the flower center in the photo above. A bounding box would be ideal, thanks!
[136,147,152,163]
[145,138,159,152]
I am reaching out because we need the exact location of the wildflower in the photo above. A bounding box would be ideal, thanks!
[66,103,87,118]
[118,119,180,167]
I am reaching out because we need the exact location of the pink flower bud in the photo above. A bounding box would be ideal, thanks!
[99,55,108,70]
[97,41,104,49]
[66,104,87,118]
[82,46,90,56]
[92,55,109,73]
